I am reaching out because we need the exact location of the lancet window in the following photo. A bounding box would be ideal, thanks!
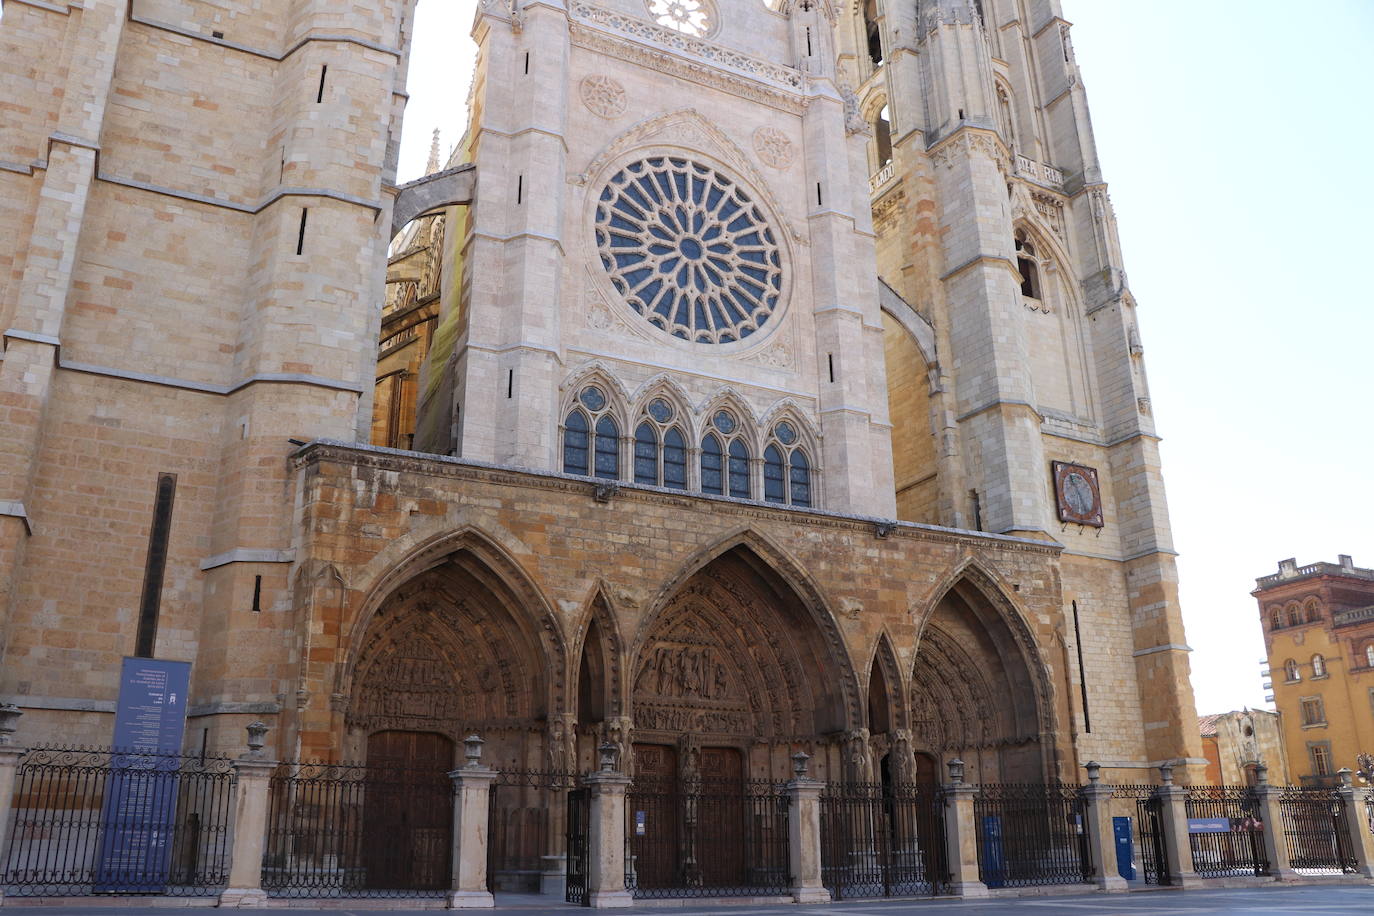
[701,408,750,499]
[1015,229,1041,300]
[564,385,620,479]
[633,397,688,490]
[762,421,811,507]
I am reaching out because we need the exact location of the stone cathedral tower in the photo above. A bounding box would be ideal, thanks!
[1,0,1203,810]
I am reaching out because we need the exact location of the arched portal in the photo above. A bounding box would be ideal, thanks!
[910,575,1050,782]
[630,544,853,782]
[345,549,552,766]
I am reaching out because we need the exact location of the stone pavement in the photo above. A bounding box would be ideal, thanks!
[3,886,1374,915]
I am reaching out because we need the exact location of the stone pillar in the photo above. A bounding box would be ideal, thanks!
[1081,762,1127,892]
[1155,763,1201,888]
[1336,770,1374,879]
[585,743,633,909]
[1252,764,1290,880]
[219,722,277,908]
[448,736,499,909]
[0,704,24,909]
[941,759,988,898]
[786,752,829,903]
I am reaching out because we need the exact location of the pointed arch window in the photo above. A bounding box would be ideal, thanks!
[702,409,752,499]
[728,439,751,498]
[564,384,621,479]
[1015,229,1041,300]
[633,397,687,490]
[863,0,884,67]
[763,420,812,507]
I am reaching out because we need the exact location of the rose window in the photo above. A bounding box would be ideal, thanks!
[646,0,715,36]
[595,157,783,344]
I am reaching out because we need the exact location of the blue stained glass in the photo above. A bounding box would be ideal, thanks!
[595,157,783,344]
[789,450,811,507]
[594,416,619,479]
[634,422,657,485]
[563,411,589,475]
[648,399,672,422]
[664,427,687,490]
[728,439,750,499]
[764,445,785,503]
[701,434,723,495]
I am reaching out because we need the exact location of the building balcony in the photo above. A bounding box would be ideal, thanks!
[1013,154,1064,190]
[1333,605,1374,627]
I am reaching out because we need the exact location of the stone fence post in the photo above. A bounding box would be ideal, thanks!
[1080,762,1126,891]
[1336,769,1374,879]
[219,721,277,908]
[785,752,828,903]
[1155,763,1201,888]
[0,704,24,909]
[448,735,498,909]
[941,759,988,898]
[584,742,633,908]
[1252,763,1290,880]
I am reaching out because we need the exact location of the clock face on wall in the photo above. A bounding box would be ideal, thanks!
[1052,461,1104,527]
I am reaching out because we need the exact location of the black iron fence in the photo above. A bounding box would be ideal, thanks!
[1183,785,1268,878]
[1279,787,1356,874]
[565,784,589,906]
[1108,785,1169,885]
[0,747,233,897]
[820,781,946,899]
[488,768,575,892]
[973,783,1092,888]
[261,760,450,897]
[626,778,790,898]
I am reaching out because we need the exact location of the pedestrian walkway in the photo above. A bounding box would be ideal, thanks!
[3,885,1374,915]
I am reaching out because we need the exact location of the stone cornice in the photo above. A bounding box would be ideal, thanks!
[290,439,1062,557]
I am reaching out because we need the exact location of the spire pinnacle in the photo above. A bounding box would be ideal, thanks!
[426,128,442,175]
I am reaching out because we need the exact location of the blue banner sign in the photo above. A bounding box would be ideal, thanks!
[1187,817,1231,834]
[981,815,1005,888]
[94,658,191,893]
[1113,816,1135,880]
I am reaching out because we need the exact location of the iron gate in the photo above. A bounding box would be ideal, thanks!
[1279,787,1356,873]
[486,769,575,892]
[0,747,233,897]
[973,784,1093,888]
[1135,792,1169,885]
[1183,786,1268,878]
[626,779,789,898]
[820,782,946,899]
[565,786,589,905]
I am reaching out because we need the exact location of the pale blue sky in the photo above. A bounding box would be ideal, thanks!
[395,1,1374,716]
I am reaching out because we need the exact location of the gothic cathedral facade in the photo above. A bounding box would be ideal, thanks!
[0,0,1202,788]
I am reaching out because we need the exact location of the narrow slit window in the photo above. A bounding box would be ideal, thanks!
[296,208,309,255]
[317,65,328,103]
[135,473,178,658]
[252,575,263,613]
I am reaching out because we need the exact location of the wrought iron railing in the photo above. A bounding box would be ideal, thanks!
[1109,784,1169,885]
[261,760,450,897]
[0,746,233,897]
[820,781,947,899]
[488,768,576,893]
[1184,785,1268,878]
[565,783,589,906]
[626,778,790,898]
[973,783,1092,888]
[1279,787,1357,873]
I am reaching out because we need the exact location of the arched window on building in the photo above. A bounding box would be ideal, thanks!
[864,0,883,67]
[632,397,687,490]
[874,104,892,166]
[762,421,813,507]
[701,408,751,499]
[1364,643,1374,668]
[1015,229,1040,300]
[1269,608,1282,630]
[1311,654,1327,678]
[1287,603,1303,627]
[1304,598,1322,623]
[564,384,620,479]
[1284,658,1301,683]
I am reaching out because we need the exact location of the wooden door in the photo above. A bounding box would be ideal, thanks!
[363,731,453,890]
[630,744,677,889]
[698,747,745,887]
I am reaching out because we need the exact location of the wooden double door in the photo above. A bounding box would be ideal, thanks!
[631,744,746,890]
[362,731,453,890]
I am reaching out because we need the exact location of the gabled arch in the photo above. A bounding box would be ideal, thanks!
[338,526,568,723]
[634,528,861,733]
[865,629,908,733]
[570,582,628,722]
[696,387,762,447]
[628,374,695,426]
[559,361,633,426]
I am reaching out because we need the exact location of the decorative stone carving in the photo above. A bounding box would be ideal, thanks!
[838,81,869,136]
[752,126,794,170]
[839,597,863,620]
[580,75,627,119]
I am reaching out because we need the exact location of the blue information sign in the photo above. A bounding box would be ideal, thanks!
[93,658,191,893]
[1187,817,1231,834]
[1113,816,1135,880]
[981,815,1005,888]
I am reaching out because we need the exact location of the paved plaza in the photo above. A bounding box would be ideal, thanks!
[1,886,1373,916]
